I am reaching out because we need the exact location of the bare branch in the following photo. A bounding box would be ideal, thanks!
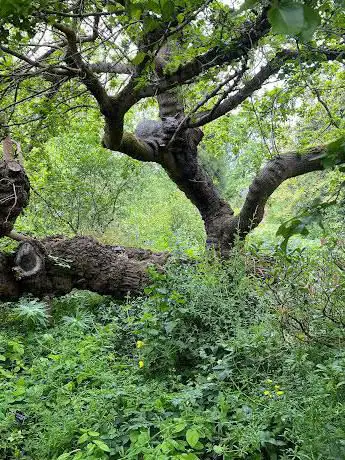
[53,23,112,113]
[36,10,126,18]
[188,49,297,127]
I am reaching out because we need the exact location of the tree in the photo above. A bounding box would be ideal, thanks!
[0,0,344,299]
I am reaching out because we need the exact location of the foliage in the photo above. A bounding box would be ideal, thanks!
[263,243,345,345]
[1,250,345,459]
[1,1,345,459]
[10,297,50,330]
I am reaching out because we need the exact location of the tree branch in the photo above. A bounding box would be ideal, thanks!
[53,23,113,115]
[53,23,155,161]
[235,141,345,236]
[36,10,126,18]
[139,6,270,98]
[185,45,344,127]
[188,49,297,127]
[89,62,134,74]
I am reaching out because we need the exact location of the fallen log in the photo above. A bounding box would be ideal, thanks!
[0,236,168,300]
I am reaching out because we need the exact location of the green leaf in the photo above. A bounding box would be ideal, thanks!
[239,0,258,12]
[213,445,224,454]
[299,6,321,41]
[93,440,111,452]
[268,4,305,35]
[160,0,174,20]
[132,51,146,65]
[323,136,345,168]
[186,428,200,448]
[268,3,321,39]
[178,454,199,460]
[143,16,159,32]
[78,433,89,444]
[177,13,184,23]
[173,421,187,433]
[128,3,142,19]
[56,454,71,460]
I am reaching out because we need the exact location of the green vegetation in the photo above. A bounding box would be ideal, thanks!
[1,0,345,458]
[1,247,345,459]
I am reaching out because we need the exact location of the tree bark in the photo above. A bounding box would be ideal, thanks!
[0,236,168,300]
[0,160,30,237]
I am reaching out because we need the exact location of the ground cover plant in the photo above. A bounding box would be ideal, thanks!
[1,246,345,459]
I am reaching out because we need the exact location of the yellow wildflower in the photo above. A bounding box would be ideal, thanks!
[136,340,145,349]
[265,379,273,384]
[276,390,284,396]
[139,360,144,368]
[263,390,271,396]
[274,385,280,390]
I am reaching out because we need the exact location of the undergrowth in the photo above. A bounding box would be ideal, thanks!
[0,248,344,459]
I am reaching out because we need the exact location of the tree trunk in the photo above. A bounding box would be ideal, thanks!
[160,138,236,256]
[0,236,168,300]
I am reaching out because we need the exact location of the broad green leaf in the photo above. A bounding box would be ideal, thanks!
[324,136,345,167]
[93,440,111,452]
[299,6,321,41]
[240,0,259,12]
[268,4,305,35]
[213,445,224,454]
[177,13,185,23]
[56,454,71,460]
[129,3,142,19]
[173,421,187,433]
[186,428,200,448]
[143,16,160,33]
[78,433,89,444]
[268,4,321,40]
[178,454,199,460]
[132,52,147,65]
[160,0,175,20]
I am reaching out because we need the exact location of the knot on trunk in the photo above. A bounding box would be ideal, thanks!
[0,161,30,237]
[13,241,45,280]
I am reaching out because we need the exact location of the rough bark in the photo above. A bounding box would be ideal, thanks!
[0,160,30,237]
[0,236,168,300]
[210,145,343,255]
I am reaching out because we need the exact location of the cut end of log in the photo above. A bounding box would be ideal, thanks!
[14,242,44,280]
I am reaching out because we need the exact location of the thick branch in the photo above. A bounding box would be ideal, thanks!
[53,24,154,160]
[236,142,345,235]
[140,7,270,98]
[54,23,113,115]
[89,62,134,75]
